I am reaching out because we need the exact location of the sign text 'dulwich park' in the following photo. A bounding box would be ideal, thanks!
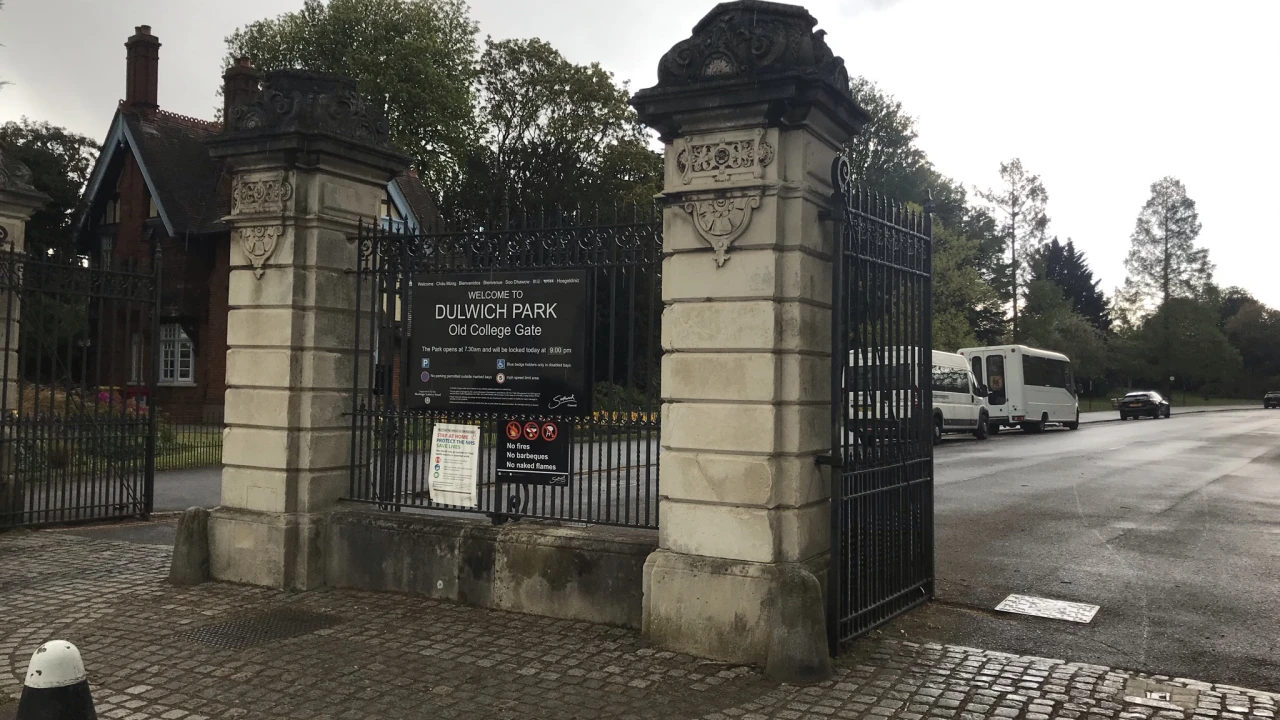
[408,270,589,416]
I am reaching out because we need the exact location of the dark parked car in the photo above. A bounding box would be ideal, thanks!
[1119,391,1171,420]
[1266,391,1280,409]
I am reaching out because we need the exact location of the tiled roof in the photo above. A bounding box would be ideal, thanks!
[393,172,441,230]
[121,108,227,234]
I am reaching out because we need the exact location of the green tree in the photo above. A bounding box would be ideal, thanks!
[226,0,479,200]
[931,224,1000,350]
[846,77,967,230]
[1122,176,1212,309]
[1019,279,1107,380]
[458,36,659,216]
[977,158,1050,341]
[1140,298,1241,392]
[1222,298,1280,386]
[0,119,99,257]
[1214,286,1256,329]
[845,78,1007,344]
[1030,238,1110,332]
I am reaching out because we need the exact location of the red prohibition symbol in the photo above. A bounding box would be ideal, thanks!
[523,421,540,441]
[541,423,558,441]
[505,421,522,441]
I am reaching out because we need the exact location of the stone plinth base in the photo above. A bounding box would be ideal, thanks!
[642,549,831,683]
[209,507,326,590]
[326,509,656,628]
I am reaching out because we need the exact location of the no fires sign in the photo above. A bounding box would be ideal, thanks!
[496,419,570,486]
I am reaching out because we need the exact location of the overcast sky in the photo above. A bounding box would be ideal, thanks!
[2,0,1277,307]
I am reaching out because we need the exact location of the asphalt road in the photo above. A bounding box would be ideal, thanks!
[888,408,1280,691]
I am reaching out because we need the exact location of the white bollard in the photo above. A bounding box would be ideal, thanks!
[15,640,97,720]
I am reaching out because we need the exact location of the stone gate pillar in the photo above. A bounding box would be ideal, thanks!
[0,150,50,527]
[630,1,866,680]
[206,70,408,589]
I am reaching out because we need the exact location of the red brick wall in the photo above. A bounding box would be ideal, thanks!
[92,153,229,424]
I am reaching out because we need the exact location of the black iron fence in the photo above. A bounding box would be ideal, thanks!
[0,247,160,528]
[348,206,662,528]
[154,411,224,471]
[827,155,935,650]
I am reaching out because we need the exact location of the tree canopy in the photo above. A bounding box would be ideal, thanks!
[0,119,99,257]
[227,1,660,218]
[1122,176,1212,309]
[1030,238,1110,332]
[226,0,480,199]
[452,36,658,217]
[977,159,1050,341]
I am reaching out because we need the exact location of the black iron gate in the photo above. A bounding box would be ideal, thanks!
[0,246,160,528]
[348,206,662,528]
[827,155,935,651]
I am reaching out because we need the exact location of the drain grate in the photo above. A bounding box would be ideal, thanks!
[176,607,343,650]
[995,594,1100,623]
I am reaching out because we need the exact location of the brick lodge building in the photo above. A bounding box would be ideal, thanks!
[76,26,436,422]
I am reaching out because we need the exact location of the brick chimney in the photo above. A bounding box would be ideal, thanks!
[222,57,261,131]
[124,25,160,112]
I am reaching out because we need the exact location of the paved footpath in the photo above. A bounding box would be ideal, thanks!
[2,531,1278,719]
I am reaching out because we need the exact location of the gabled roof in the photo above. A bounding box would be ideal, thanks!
[79,105,434,238]
[79,107,225,237]
[390,172,440,231]
[122,109,225,234]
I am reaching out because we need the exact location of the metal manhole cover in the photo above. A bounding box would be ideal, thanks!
[1123,678,1199,711]
[175,608,343,650]
[995,594,1100,623]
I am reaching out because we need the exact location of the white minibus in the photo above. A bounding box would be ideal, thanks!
[931,350,990,443]
[957,345,1079,434]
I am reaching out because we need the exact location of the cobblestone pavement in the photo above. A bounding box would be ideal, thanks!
[2,531,1278,720]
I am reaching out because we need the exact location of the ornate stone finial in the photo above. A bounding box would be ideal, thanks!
[225,70,393,149]
[654,1,850,93]
[630,1,865,141]
[0,146,38,194]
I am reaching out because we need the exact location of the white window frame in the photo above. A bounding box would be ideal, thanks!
[159,323,196,385]
[129,332,142,385]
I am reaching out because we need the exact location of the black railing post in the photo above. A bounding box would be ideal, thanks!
[144,242,162,517]
[922,191,935,599]
[350,220,365,500]
[825,154,847,654]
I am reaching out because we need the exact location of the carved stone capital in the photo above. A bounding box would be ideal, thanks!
[675,129,774,186]
[231,173,294,216]
[227,70,392,149]
[235,226,283,279]
[680,192,763,267]
[654,1,848,91]
[630,2,866,143]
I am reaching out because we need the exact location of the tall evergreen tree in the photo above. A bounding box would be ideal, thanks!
[1122,176,1212,309]
[1031,238,1111,332]
[977,159,1050,340]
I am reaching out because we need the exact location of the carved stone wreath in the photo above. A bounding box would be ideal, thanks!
[236,226,283,279]
[681,193,762,267]
[675,130,774,185]
[231,174,294,215]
